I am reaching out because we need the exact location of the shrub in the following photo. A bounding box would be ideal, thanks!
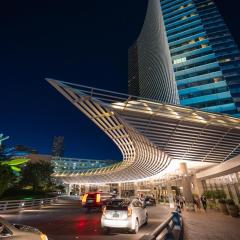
[203,190,214,199]
[0,164,15,197]
[214,190,226,199]
[21,160,54,191]
[0,187,51,200]
[218,199,226,204]
[203,190,226,200]
[165,198,169,203]
[226,199,235,205]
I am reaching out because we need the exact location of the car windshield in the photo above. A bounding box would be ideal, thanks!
[106,199,130,209]
[145,197,153,200]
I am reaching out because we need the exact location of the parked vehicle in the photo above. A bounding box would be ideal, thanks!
[101,198,148,234]
[0,217,48,240]
[81,192,113,211]
[144,196,156,206]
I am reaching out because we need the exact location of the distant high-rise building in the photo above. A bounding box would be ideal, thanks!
[51,136,64,157]
[129,0,240,117]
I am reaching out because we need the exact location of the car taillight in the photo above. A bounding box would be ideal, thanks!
[128,207,132,217]
[102,206,106,215]
[96,193,101,203]
[82,194,88,204]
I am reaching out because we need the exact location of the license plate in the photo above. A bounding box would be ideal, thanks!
[112,212,120,218]
[87,200,93,203]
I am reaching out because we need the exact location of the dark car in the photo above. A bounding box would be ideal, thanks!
[144,196,156,206]
[81,192,113,211]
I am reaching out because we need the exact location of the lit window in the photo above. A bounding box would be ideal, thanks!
[219,58,231,63]
[199,37,205,41]
[213,78,221,83]
[189,40,196,44]
[173,57,187,64]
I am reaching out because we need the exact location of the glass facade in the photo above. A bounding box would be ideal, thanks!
[160,0,240,116]
[204,172,240,205]
[53,157,118,173]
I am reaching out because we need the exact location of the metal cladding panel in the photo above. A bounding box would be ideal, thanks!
[128,0,180,105]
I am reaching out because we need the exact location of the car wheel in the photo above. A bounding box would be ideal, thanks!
[102,227,110,235]
[131,219,139,234]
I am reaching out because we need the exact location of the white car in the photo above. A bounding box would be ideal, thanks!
[101,198,148,234]
[0,217,48,240]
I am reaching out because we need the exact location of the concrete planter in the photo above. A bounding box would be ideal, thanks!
[219,203,229,215]
[226,204,239,217]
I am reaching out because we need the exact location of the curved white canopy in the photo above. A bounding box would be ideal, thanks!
[48,79,240,184]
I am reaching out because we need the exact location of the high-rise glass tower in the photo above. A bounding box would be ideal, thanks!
[128,0,180,105]
[129,0,240,116]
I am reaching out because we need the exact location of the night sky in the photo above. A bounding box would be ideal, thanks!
[1,0,240,160]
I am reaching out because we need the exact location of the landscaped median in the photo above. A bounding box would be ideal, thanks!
[0,196,58,213]
[0,158,65,214]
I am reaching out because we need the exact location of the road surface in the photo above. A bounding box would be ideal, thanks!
[2,197,172,240]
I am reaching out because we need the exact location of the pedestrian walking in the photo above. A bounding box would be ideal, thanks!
[196,198,201,211]
[194,197,201,211]
[193,198,197,209]
[175,195,181,212]
[176,195,180,205]
[179,195,184,209]
[201,195,207,211]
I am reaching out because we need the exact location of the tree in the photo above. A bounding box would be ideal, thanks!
[55,184,66,193]
[0,164,15,196]
[21,160,54,191]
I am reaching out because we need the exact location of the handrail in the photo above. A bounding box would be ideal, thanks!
[0,197,58,213]
[139,209,183,240]
[46,78,240,124]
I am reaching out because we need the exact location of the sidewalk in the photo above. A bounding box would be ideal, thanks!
[182,209,240,240]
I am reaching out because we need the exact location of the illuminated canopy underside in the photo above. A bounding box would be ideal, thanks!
[48,79,240,184]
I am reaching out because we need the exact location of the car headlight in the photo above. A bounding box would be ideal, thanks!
[40,233,48,240]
